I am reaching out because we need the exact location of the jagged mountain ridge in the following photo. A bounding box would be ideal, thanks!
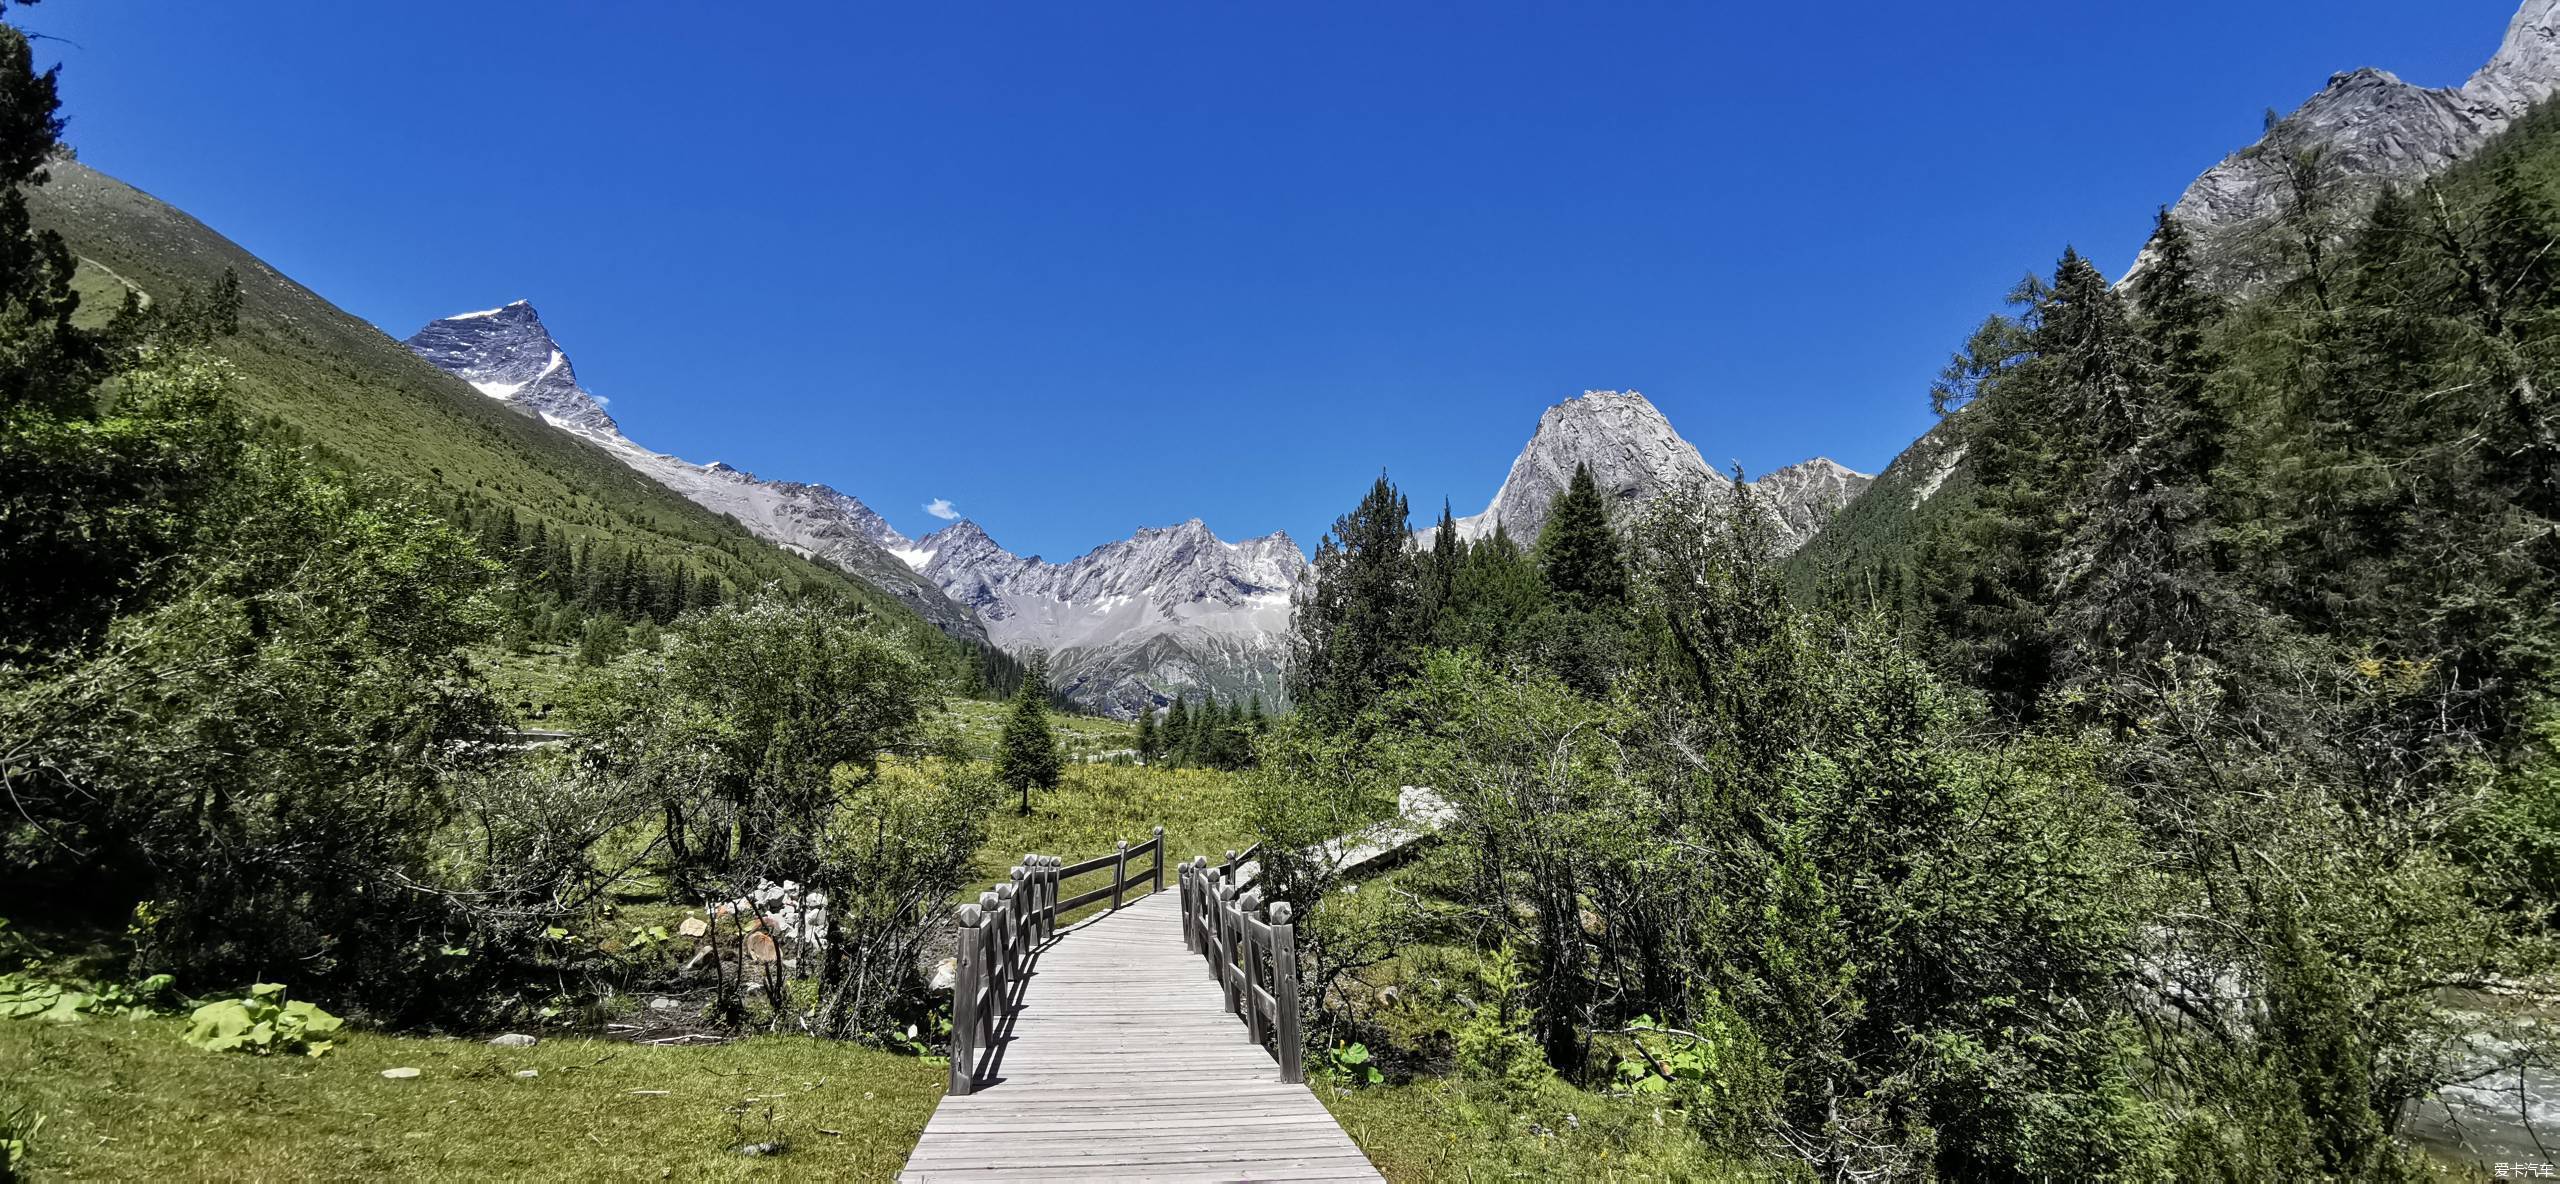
[901,518,1308,720]
[1451,391,1869,554]
[2151,0,2560,284]
[403,304,987,644]
[1808,0,2560,580]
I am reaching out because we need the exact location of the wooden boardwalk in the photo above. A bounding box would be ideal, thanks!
[900,889,1383,1182]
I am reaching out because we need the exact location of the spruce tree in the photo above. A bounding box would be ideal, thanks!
[1288,474,1420,724]
[1418,499,1462,646]
[1134,703,1158,766]
[1448,522,1546,657]
[2061,209,2233,688]
[1535,463,1628,613]
[996,652,1063,814]
[1164,693,1191,769]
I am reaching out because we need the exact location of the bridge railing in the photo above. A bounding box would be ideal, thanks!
[1178,845,1304,1084]
[947,826,1168,1095]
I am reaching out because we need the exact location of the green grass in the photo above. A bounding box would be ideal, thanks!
[1318,1075,1765,1181]
[936,699,1135,763]
[0,1015,944,1181]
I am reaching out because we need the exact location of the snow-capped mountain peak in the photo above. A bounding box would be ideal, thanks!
[909,517,1309,718]
[405,301,619,438]
[403,304,985,642]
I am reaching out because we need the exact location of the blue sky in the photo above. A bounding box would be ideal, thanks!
[26,1,2527,560]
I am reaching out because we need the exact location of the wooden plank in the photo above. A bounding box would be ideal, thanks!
[900,884,1380,1183]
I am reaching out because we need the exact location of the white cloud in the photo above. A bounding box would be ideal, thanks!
[924,498,959,521]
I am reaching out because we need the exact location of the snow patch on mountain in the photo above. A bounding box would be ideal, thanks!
[905,518,1310,719]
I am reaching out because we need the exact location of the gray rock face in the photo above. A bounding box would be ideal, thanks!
[2154,0,2560,283]
[903,518,1309,719]
[404,302,619,437]
[1456,391,1726,545]
[402,304,986,643]
[1452,390,1866,554]
[1752,458,1875,550]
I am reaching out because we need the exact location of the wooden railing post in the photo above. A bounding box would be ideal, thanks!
[995,879,1020,989]
[1112,839,1130,911]
[1271,901,1304,1084]
[1151,826,1166,894]
[1034,859,1049,939]
[1239,887,1268,1048]
[949,902,982,1095]
[1215,879,1241,1008]
[976,890,1001,1051]
[1188,857,1209,952]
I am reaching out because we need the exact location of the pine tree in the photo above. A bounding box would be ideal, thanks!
[1134,704,1158,766]
[1535,463,1628,613]
[1418,499,1462,646]
[1288,474,1420,725]
[1448,523,1546,657]
[2060,210,2233,689]
[1164,693,1191,768]
[996,652,1063,814]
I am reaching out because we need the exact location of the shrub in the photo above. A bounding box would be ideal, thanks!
[181,983,343,1057]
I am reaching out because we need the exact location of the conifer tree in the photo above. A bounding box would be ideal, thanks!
[1418,499,1462,645]
[996,652,1063,814]
[1535,463,1628,613]
[2061,210,2233,687]
[1134,703,1158,765]
[1164,693,1191,769]
[1448,522,1546,658]
[1288,474,1420,724]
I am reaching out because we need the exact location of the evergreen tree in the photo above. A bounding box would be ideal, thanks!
[0,17,237,660]
[1447,522,1546,658]
[1535,463,1629,613]
[1288,474,1420,725]
[1418,499,1462,645]
[2059,210,2233,688]
[1164,692,1191,768]
[1134,703,1159,766]
[996,652,1064,814]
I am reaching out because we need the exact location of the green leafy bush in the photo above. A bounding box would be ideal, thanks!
[0,972,174,1023]
[181,983,342,1057]
[1323,1041,1383,1086]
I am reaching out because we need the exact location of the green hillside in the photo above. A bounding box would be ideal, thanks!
[26,159,977,673]
[1781,411,1970,611]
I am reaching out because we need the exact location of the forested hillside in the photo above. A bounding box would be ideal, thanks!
[1249,98,2560,1180]
[22,160,1010,688]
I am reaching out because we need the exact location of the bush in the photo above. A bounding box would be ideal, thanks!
[181,983,343,1057]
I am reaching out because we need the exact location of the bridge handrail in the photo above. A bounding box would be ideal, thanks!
[1178,850,1303,1083]
[947,826,1168,1095]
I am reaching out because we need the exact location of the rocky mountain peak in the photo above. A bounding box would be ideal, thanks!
[404,303,986,643]
[1456,390,1724,544]
[403,300,621,439]
[1752,458,1874,551]
[1445,390,1866,556]
[2151,0,2560,287]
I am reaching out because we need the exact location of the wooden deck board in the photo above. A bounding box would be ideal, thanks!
[899,890,1381,1183]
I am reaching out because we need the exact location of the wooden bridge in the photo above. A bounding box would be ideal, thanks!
[900,834,1382,1182]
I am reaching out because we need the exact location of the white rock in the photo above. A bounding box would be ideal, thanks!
[381,1067,421,1079]
[487,1033,538,1048]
